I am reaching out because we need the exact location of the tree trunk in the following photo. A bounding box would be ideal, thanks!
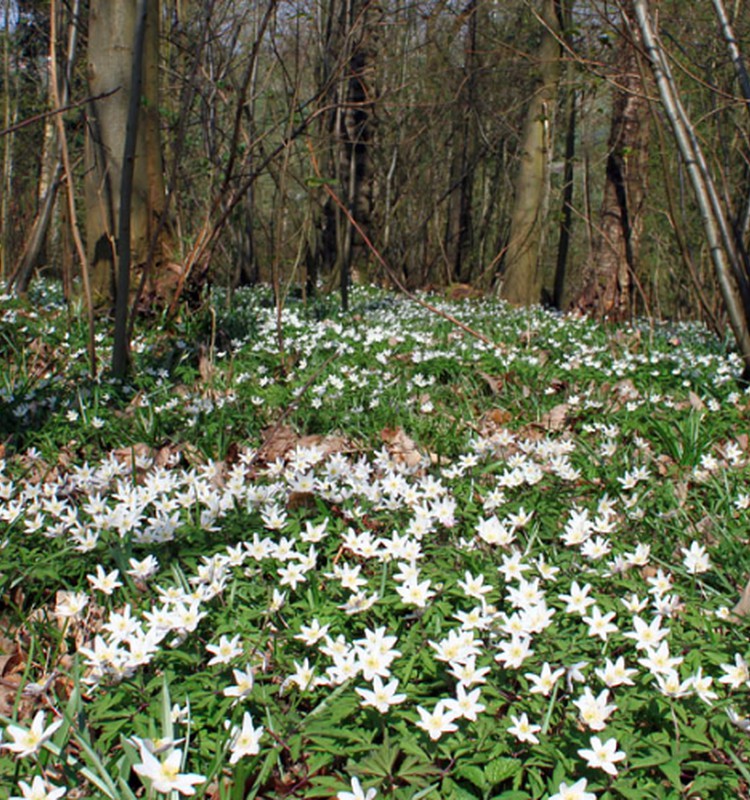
[572,0,650,320]
[444,0,479,284]
[85,0,168,309]
[498,0,562,305]
[309,0,377,308]
[11,0,81,295]
[0,0,17,283]
[634,0,750,378]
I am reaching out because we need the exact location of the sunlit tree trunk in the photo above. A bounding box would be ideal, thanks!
[85,0,168,308]
[498,0,562,305]
[573,0,649,320]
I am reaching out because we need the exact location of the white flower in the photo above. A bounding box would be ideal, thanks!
[525,662,564,697]
[3,711,63,758]
[223,665,255,702]
[548,777,597,800]
[622,615,669,650]
[637,642,683,676]
[337,776,377,800]
[415,701,459,740]
[396,578,435,607]
[577,735,626,776]
[441,684,485,722]
[206,634,243,666]
[655,670,693,699]
[495,635,533,669]
[594,656,637,688]
[133,743,205,795]
[558,581,596,615]
[681,541,711,574]
[54,591,88,619]
[355,676,407,713]
[229,712,264,763]
[691,668,718,705]
[87,565,123,595]
[507,712,541,744]
[719,654,750,689]
[10,776,66,800]
[128,555,159,580]
[582,606,618,641]
[573,687,616,731]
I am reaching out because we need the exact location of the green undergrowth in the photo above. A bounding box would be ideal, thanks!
[0,284,749,800]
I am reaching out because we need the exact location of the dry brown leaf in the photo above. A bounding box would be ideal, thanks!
[481,408,513,430]
[478,372,504,395]
[298,433,353,457]
[655,454,676,476]
[445,283,480,300]
[198,344,214,383]
[287,492,317,511]
[688,391,705,411]
[111,443,155,470]
[612,379,639,399]
[380,427,424,468]
[259,425,300,462]
[180,443,209,467]
[540,403,569,431]
[673,481,689,505]
[732,576,750,619]
[155,444,180,468]
[687,514,717,546]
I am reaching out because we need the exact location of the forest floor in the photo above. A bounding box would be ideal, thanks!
[1,283,749,800]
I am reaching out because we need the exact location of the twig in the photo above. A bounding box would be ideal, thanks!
[306,140,499,350]
[0,88,119,138]
[49,0,96,378]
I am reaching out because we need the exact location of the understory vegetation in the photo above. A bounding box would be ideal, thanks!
[1,283,749,800]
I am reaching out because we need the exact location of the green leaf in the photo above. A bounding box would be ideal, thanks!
[455,764,488,791]
[629,748,672,769]
[396,754,441,784]
[442,777,480,800]
[659,758,683,789]
[304,176,337,188]
[485,757,522,787]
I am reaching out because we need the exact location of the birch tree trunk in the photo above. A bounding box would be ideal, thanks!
[633,0,750,377]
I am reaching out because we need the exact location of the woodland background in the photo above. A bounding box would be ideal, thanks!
[1,0,750,370]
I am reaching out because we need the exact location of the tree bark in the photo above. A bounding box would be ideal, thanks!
[498,0,562,305]
[85,0,168,309]
[444,0,479,284]
[0,0,17,283]
[572,0,650,320]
